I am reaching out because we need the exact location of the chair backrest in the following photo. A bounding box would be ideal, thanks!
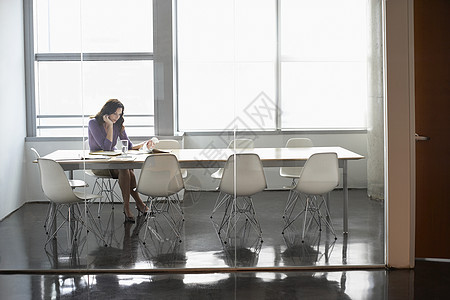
[30,147,40,159]
[228,138,254,150]
[156,139,181,150]
[219,153,267,196]
[294,152,339,195]
[285,138,313,148]
[136,153,185,197]
[37,158,79,204]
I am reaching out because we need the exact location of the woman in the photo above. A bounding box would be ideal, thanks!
[88,99,151,223]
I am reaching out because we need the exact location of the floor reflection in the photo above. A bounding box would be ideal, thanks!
[30,271,356,299]
[0,190,384,270]
[139,213,187,269]
[281,224,338,266]
[2,261,449,298]
[88,214,146,269]
[45,238,86,270]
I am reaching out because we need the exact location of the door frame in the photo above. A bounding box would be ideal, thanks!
[385,0,416,268]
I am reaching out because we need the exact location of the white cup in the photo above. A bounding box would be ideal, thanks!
[120,140,129,154]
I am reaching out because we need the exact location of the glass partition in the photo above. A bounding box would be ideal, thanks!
[5,0,384,277]
[177,0,385,270]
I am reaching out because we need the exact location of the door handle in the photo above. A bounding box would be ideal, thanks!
[415,133,430,141]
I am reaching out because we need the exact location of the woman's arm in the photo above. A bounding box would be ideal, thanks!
[103,115,114,143]
[132,141,145,150]
[88,119,114,151]
[133,138,157,151]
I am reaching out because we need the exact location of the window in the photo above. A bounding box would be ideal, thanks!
[30,0,154,137]
[280,0,367,129]
[177,0,368,131]
[177,0,277,131]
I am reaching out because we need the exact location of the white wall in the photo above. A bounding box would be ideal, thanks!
[0,0,27,220]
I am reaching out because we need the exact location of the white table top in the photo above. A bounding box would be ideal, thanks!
[42,147,363,169]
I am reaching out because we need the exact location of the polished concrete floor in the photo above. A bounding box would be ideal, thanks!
[1,190,450,299]
[1,260,450,299]
[0,190,384,270]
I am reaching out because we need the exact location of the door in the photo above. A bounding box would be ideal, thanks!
[414,0,450,259]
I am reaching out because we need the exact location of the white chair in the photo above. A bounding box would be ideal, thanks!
[210,138,254,180]
[36,158,107,248]
[31,148,88,233]
[31,148,88,189]
[154,139,188,178]
[84,139,122,217]
[212,153,267,244]
[135,153,185,244]
[279,138,313,187]
[282,152,339,242]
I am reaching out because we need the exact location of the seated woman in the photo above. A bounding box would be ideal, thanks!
[88,99,152,223]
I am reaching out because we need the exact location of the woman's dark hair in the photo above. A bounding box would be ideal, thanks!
[94,99,125,132]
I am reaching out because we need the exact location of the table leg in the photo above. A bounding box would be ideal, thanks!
[51,202,57,238]
[343,160,348,234]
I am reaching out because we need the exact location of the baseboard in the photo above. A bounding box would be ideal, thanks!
[416,258,450,263]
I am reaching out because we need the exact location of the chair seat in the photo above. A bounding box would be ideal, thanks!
[279,167,303,178]
[211,168,223,179]
[85,169,114,178]
[69,179,89,188]
[73,191,103,202]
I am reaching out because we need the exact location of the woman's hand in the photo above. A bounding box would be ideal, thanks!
[145,139,155,149]
[103,114,113,127]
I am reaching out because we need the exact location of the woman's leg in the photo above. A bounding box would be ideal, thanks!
[117,169,148,217]
[129,170,148,212]
[117,169,133,217]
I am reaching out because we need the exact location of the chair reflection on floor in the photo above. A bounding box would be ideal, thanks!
[135,154,185,244]
[45,227,86,269]
[211,153,266,246]
[216,245,262,268]
[213,220,263,268]
[281,225,336,265]
[139,215,187,269]
[95,207,132,248]
[88,216,146,269]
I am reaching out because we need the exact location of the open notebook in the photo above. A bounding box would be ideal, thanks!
[89,150,122,156]
[143,148,171,154]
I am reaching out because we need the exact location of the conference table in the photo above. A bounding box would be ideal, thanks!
[42,146,364,233]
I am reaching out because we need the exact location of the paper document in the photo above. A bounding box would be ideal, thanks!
[108,156,136,161]
[89,150,122,156]
[140,148,171,154]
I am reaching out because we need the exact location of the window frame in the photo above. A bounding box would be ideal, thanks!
[24,0,158,138]
[24,0,367,139]
[174,0,369,133]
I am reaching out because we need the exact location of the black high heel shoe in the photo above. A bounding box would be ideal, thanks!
[136,205,149,216]
[123,211,135,223]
